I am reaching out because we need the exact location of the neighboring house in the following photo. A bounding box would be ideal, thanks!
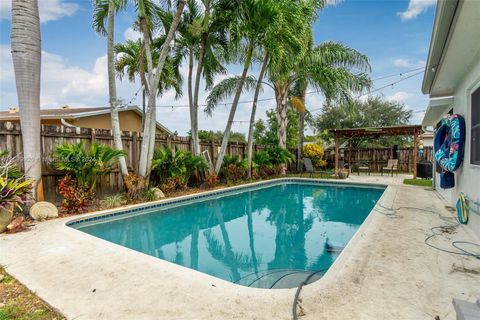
[0,105,172,135]
[422,0,480,236]
[419,132,434,147]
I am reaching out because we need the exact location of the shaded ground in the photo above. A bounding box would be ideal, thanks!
[0,267,64,320]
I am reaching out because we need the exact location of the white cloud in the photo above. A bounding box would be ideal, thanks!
[393,58,425,68]
[398,0,436,21]
[0,45,111,108]
[386,91,413,103]
[0,0,79,23]
[325,0,344,6]
[124,27,142,42]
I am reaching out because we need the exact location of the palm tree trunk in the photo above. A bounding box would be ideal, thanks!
[297,89,306,172]
[214,43,254,174]
[107,2,129,178]
[188,50,199,154]
[11,0,43,201]
[275,83,289,175]
[191,4,210,156]
[247,52,269,178]
[275,83,289,150]
[138,0,186,178]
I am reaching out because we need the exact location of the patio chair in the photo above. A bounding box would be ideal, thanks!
[381,159,398,176]
[356,162,371,175]
[301,158,331,178]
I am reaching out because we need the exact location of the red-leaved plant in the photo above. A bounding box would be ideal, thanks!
[57,175,93,214]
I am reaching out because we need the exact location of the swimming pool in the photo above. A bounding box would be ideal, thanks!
[70,180,385,289]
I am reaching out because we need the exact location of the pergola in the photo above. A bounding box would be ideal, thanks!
[329,125,424,178]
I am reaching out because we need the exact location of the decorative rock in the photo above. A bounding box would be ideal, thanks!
[152,188,165,200]
[29,201,59,220]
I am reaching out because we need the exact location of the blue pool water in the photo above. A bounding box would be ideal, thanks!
[73,181,384,288]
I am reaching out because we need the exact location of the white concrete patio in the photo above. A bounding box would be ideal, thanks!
[1,176,479,319]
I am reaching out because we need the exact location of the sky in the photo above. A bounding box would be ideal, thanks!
[0,0,436,136]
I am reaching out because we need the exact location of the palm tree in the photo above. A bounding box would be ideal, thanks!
[204,0,279,174]
[11,0,43,201]
[206,0,320,176]
[114,39,183,110]
[270,41,372,173]
[93,0,129,180]
[137,0,187,180]
[168,0,228,156]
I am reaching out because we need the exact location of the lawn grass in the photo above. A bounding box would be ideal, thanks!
[403,178,433,187]
[0,267,64,320]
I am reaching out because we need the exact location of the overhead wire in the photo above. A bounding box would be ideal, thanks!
[120,66,426,110]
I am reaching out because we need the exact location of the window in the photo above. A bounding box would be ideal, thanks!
[472,86,480,165]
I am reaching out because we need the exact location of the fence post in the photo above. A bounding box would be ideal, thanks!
[90,128,96,144]
[132,131,138,172]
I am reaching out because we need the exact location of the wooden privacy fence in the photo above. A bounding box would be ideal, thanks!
[322,146,434,173]
[0,122,266,202]
[0,121,434,201]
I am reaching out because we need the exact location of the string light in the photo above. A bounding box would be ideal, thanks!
[112,66,427,110]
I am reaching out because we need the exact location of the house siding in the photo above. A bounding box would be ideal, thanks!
[448,55,480,238]
[71,110,164,134]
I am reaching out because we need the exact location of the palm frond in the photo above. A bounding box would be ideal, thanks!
[205,75,258,116]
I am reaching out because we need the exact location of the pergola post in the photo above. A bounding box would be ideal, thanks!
[334,131,339,178]
[413,128,418,179]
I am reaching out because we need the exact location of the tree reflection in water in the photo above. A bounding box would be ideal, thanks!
[78,183,384,284]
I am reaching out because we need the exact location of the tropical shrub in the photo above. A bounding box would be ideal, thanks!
[204,172,218,189]
[265,146,295,166]
[303,143,327,167]
[53,142,126,193]
[57,175,93,214]
[252,151,275,179]
[221,155,247,182]
[0,153,32,212]
[151,147,207,188]
[162,176,187,193]
[0,150,22,179]
[123,173,146,201]
[0,177,33,211]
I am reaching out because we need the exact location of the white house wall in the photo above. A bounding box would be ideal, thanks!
[449,54,480,238]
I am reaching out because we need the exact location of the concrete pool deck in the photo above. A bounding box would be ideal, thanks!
[1,176,479,319]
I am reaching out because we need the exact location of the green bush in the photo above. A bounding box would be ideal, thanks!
[151,147,207,189]
[221,155,247,182]
[265,146,294,165]
[53,142,126,193]
[0,150,22,179]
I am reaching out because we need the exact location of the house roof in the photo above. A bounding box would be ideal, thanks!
[422,0,480,96]
[0,105,173,135]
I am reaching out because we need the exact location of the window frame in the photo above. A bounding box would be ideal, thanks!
[471,84,480,165]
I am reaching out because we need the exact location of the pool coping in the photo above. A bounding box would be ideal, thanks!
[2,176,479,319]
[64,177,389,291]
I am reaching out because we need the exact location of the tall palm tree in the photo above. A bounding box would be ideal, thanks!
[114,39,183,107]
[11,0,43,201]
[93,0,129,179]
[269,41,372,173]
[137,0,187,180]
[206,0,320,176]
[205,0,278,174]
[168,0,228,156]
